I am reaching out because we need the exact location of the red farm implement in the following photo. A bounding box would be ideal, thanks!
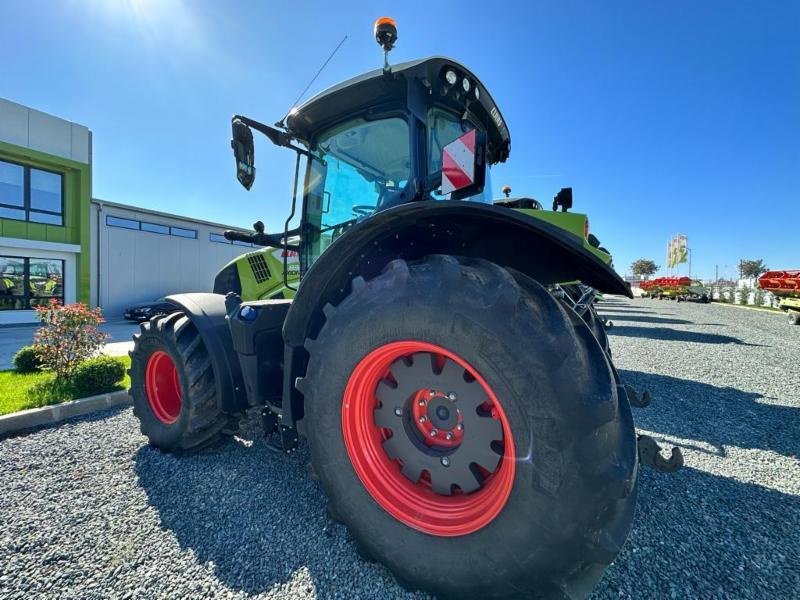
[641,277,710,303]
[758,270,800,325]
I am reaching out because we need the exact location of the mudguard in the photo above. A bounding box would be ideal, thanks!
[164,293,249,413]
[284,200,631,348]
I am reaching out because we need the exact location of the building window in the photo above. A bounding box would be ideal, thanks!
[0,255,65,311]
[106,215,139,230]
[141,221,169,235]
[209,231,252,246]
[170,226,197,239]
[0,160,64,226]
[105,215,197,240]
[209,232,230,244]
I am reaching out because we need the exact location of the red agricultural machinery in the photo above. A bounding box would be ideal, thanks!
[758,270,800,325]
[641,277,710,303]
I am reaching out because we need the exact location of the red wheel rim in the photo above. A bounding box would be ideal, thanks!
[145,351,182,424]
[342,341,516,537]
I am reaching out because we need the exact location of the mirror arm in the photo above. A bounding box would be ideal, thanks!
[232,115,313,159]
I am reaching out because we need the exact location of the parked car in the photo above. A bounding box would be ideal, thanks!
[123,297,179,322]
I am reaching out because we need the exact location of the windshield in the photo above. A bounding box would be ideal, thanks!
[303,116,410,267]
[427,108,492,204]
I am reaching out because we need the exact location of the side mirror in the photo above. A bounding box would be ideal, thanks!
[231,119,255,190]
[440,128,485,198]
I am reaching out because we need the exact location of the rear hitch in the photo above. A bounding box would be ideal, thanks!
[637,435,683,473]
[623,383,651,408]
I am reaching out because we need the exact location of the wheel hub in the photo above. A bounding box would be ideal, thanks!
[373,353,504,495]
[342,341,517,537]
[410,391,463,448]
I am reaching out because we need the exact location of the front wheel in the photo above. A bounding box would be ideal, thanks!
[129,312,230,452]
[300,256,638,598]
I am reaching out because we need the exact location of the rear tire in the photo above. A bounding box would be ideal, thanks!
[300,256,638,599]
[129,311,229,453]
[789,311,800,326]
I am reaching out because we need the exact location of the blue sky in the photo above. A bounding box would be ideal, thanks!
[1,1,797,280]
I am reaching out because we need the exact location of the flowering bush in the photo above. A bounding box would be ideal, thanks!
[33,300,109,381]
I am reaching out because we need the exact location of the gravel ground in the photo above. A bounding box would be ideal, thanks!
[1,298,798,599]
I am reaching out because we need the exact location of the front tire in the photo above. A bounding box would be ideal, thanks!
[300,256,638,598]
[129,312,229,452]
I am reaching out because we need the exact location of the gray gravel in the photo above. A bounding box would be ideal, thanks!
[1,298,798,599]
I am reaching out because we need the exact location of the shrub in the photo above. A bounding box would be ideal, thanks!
[13,344,44,373]
[70,356,126,398]
[752,287,765,307]
[33,300,108,381]
[737,287,750,305]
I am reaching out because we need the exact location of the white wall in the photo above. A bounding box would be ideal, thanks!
[91,202,252,317]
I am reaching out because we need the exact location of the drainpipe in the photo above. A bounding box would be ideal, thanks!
[95,200,102,309]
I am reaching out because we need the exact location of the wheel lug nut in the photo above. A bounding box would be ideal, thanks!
[418,399,426,407]
[447,392,457,401]
[394,407,402,416]
[429,390,435,397]
[430,428,438,437]
[418,415,427,423]
[445,432,453,440]
[441,457,450,467]
[456,423,463,431]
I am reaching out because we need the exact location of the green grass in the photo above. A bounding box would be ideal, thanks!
[0,355,131,416]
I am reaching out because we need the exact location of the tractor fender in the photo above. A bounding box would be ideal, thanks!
[164,292,249,413]
[284,200,631,349]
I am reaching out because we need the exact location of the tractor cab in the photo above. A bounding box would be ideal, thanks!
[230,30,511,275]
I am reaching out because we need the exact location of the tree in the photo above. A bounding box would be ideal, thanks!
[738,259,768,279]
[630,259,659,279]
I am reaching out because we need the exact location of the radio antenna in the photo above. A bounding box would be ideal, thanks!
[276,35,348,128]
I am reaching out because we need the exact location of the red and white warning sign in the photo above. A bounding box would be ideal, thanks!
[441,129,476,195]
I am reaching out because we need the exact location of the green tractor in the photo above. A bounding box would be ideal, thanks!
[129,18,680,598]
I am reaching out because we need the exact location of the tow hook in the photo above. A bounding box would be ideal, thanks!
[637,435,683,473]
[624,383,652,408]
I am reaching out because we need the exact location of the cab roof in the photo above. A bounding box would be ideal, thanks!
[285,56,511,164]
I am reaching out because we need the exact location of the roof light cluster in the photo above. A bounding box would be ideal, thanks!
[443,68,480,101]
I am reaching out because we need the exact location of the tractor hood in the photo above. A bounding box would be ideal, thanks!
[286,56,511,165]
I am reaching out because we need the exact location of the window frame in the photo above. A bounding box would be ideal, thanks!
[0,158,65,226]
[0,255,65,311]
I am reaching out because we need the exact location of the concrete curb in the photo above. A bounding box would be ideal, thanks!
[0,390,131,437]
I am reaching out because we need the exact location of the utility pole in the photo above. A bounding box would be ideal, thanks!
[715,264,718,283]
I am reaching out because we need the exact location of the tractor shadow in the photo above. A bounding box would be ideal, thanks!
[608,325,759,346]
[620,370,799,458]
[133,424,409,597]
[592,466,800,599]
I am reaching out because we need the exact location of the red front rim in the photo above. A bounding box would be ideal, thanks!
[342,341,516,537]
[145,351,182,424]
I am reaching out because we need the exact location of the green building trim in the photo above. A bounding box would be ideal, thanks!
[0,139,91,306]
